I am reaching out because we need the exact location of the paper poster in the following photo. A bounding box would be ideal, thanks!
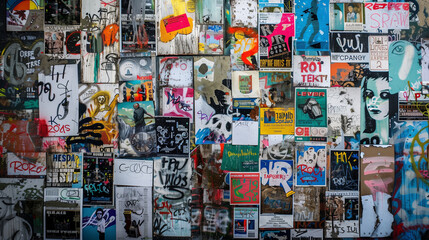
[232,121,259,145]
[116,186,152,239]
[114,159,153,187]
[46,152,82,187]
[295,0,329,51]
[325,191,359,238]
[360,145,395,237]
[198,25,224,55]
[259,72,293,108]
[222,145,259,172]
[232,71,260,98]
[330,3,364,31]
[369,35,389,71]
[295,88,328,142]
[291,229,323,239]
[155,116,190,155]
[233,207,259,238]
[44,188,83,240]
[44,28,81,59]
[260,135,294,160]
[330,150,359,191]
[162,88,194,121]
[6,0,44,31]
[260,230,290,240]
[260,108,294,135]
[83,153,114,205]
[120,80,154,102]
[7,152,46,176]
[82,207,116,240]
[331,62,368,87]
[117,101,156,157]
[158,57,193,87]
[330,33,369,63]
[293,187,321,222]
[398,90,429,121]
[260,159,294,228]
[230,172,260,205]
[259,13,294,71]
[293,56,330,87]
[231,0,258,28]
[233,98,259,121]
[196,0,224,24]
[38,64,79,136]
[229,26,259,71]
[296,144,326,186]
[364,2,409,32]
[153,157,192,237]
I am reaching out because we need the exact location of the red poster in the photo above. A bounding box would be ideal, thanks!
[230,172,260,205]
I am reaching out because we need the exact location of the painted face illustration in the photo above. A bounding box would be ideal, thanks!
[389,41,420,94]
[364,78,390,121]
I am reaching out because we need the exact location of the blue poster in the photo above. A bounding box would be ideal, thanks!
[296,144,327,186]
[82,207,116,240]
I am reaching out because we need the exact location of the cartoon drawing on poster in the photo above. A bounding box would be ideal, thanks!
[293,56,330,87]
[369,35,389,71]
[83,207,116,240]
[360,71,389,145]
[233,207,259,239]
[161,88,194,121]
[113,159,153,187]
[296,144,326,186]
[330,150,359,191]
[155,116,190,156]
[230,172,260,205]
[330,33,369,63]
[295,0,329,51]
[117,101,156,157]
[295,88,328,142]
[229,26,259,71]
[83,153,114,205]
[259,13,294,71]
[38,64,79,136]
[116,186,152,239]
[46,153,82,187]
[325,191,359,238]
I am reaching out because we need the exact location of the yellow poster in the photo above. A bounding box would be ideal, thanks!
[260,107,294,135]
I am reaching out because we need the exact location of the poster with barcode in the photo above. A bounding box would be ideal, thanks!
[234,207,259,239]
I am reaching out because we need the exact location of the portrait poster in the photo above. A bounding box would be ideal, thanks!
[82,207,116,240]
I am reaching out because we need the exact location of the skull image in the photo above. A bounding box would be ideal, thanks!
[204,114,231,143]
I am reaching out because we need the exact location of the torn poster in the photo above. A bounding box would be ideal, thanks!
[229,26,259,71]
[291,229,323,239]
[44,188,83,240]
[325,191,359,238]
[161,87,194,121]
[83,152,114,205]
[155,116,190,156]
[330,62,368,87]
[198,25,224,55]
[259,13,294,71]
[260,107,294,135]
[230,0,258,28]
[296,144,327,186]
[230,172,260,205]
[260,159,294,228]
[330,150,359,191]
[82,207,116,240]
[330,33,369,63]
[260,135,294,160]
[293,55,330,87]
[293,187,321,222]
[113,159,153,187]
[44,27,81,59]
[295,88,328,142]
[233,207,259,238]
[38,64,79,136]
[7,152,46,176]
[232,98,259,121]
[6,0,44,31]
[46,152,82,188]
[196,0,224,24]
[259,71,293,108]
[158,56,193,88]
[360,145,394,238]
[260,230,290,240]
[116,186,152,239]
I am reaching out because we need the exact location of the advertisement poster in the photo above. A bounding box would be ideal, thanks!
[330,33,369,63]
[330,150,359,191]
[83,153,114,205]
[230,172,260,205]
[296,144,327,186]
[234,207,259,238]
[325,191,359,238]
[295,88,328,142]
[369,35,389,71]
[82,207,116,240]
[260,108,294,135]
[330,3,364,31]
[46,152,82,188]
[293,56,330,87]
[259,13,294,71]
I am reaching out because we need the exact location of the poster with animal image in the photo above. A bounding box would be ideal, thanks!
[360,71,389,145]
[117,101,156,157]
[259,71,293,108]
[44,188,83,240]
[161,87,194,121]
[153,157,192,237]
[293,55,330,87]
[113,159,153,187]
[259,13,294,71]
[67,84,119,153]
[295,88,327,142]
[327,87,360,149]
[360,145,394,238]
[330,62,368,87]
[38,64,79,136]
[83,152,114,205]
[325,191,359,238]
[116,186,153,239]
[194,56,232,144]
[295,0,329,51]
[46,152,82,187]
[82,207,116,240]
[233,207,259,238]
[330,33,369,63]
[0,178,44,240]
[296,144,326,186]
[260,159,294,228]
[230,172,260,205]
[155,116,190,156]
[330,150,359,191]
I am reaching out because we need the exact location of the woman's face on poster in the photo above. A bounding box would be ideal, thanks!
[364,78,390,120]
